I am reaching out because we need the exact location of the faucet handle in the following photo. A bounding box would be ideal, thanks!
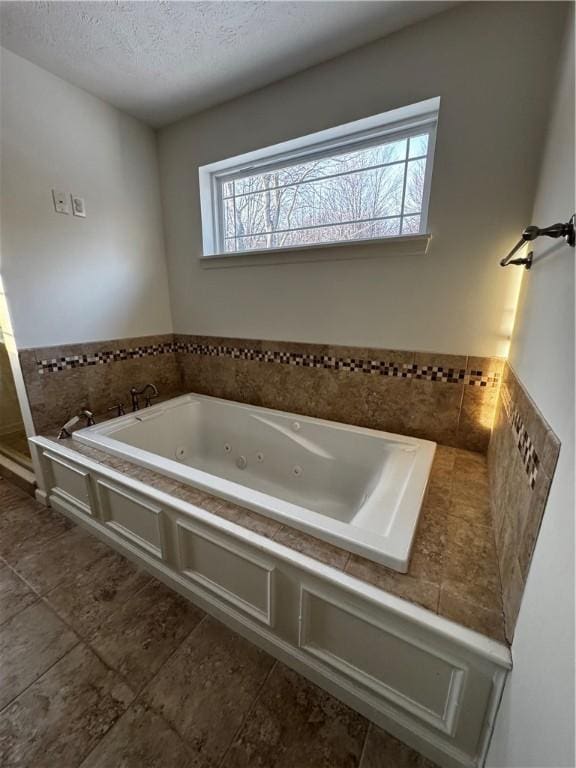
[107,403,125,417]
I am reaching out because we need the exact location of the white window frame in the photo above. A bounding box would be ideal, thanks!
[199,97,439,259]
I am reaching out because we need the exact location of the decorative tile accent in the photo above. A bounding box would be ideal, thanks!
[487,362,561,642]
[174,341,499,387]
[35,339,500,387]
[37,342,175,374]
[501,383,540,488]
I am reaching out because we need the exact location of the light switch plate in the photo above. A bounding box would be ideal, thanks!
[52,189,69,214]
[71,195,86,218]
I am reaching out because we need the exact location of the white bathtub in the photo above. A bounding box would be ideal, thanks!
[74,394,435,571]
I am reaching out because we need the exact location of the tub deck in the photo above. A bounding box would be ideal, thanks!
[45,434,505,643]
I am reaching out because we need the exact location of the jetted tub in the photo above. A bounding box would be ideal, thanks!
[74,394,436,571]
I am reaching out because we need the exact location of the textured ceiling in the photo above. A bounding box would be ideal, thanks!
[0,1,455,127]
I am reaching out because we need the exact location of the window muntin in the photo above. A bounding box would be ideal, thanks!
[200,100,438,257]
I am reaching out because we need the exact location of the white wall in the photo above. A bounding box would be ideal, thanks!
[158,2,566,357]
[0,48,173,349]
[487,15,575,768]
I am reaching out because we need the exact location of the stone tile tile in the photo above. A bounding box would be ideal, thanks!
[225,663,368,768]
[169,482,223,511]
[78,702,192,768]
[457,384,498,453]
[360,723,439,768]
[0,498,73,562]
[518,470,551,581]
[405,379,464,447]
[0,643,134,768]
[541,428,561,478]
[10,526,109,595]
[467,356,505,377]
[503,557,524,642]
[450,476,492,520]
[414,352,467,370]
[45,550,151,638]
[0,601,78,709]
[0,564,37,626]
[423,448,454,510]
[346,555,440,613]
[273,526,350,570]
[408,505,448,584]
[442,517,502,612]
[452,449,489,487]
[449,453,492,527]
[438,589,506,644]
[213,500,282,539]
[143,617,274,765]
[88,579,204,691]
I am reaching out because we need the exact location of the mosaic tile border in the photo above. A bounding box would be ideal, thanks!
[35,340,501,388]
[176,342,499,386]
[37,343,175,374]
[501,383,539,489]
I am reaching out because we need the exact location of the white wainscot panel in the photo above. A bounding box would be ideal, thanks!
[299,587,466,736]
[45,452,94,515]
[96,480,167,559]
[176,519,275,626]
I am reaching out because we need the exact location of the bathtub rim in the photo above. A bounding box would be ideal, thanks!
[71,392,437,572]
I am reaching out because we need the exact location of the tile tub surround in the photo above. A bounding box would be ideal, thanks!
[18,334,183,433]
[175,335,504,452]
[0,476,440,768]
[487,363,561,642]
[19,332,503,452]
[49,435,506,644]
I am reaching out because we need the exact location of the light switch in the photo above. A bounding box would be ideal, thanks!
[52,189,69,214]
[71,195,86,218]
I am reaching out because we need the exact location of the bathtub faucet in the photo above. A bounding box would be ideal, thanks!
[130,383,158,411]
[57,409,95,439]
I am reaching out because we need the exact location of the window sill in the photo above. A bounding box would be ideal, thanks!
[199,233,431,269]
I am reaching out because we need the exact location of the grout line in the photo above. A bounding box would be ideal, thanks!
[76,615,211,768]
[356,721,372,768]
[0,638,83,716]
[130,612,210,703]
[217,659,279,768]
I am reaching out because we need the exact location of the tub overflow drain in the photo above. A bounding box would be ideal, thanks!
[236,455,248,470]
[256,452,264,463]
[292,465,303,477]
[224,443,231,453]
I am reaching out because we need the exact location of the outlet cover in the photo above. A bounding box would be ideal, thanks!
[52,189,69,214]
[71,195,86,218]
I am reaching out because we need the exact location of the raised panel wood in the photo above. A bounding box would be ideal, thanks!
[299,587,465,735]
[176,520,274,626]
[44,453,93,514]
[96,480,166,559]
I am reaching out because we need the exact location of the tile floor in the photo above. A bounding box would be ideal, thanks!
[0,477,438,768]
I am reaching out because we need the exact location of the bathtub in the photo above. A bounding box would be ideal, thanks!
[73,394,435,571]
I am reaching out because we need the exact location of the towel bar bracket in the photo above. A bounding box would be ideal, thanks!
[500,214,575,267]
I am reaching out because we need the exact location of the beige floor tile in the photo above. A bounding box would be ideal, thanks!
[0,565,37,626]
[79,702,193,768]
[359,724,438,767]
[46,549,151,637]
[0,601,78,710]
[10,526,109,595]
[88,578,204,691]
[0,643,134,768]
[225,663,368,768]
[144,617,274,765]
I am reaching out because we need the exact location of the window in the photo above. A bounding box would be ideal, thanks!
[199,98,439,258]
